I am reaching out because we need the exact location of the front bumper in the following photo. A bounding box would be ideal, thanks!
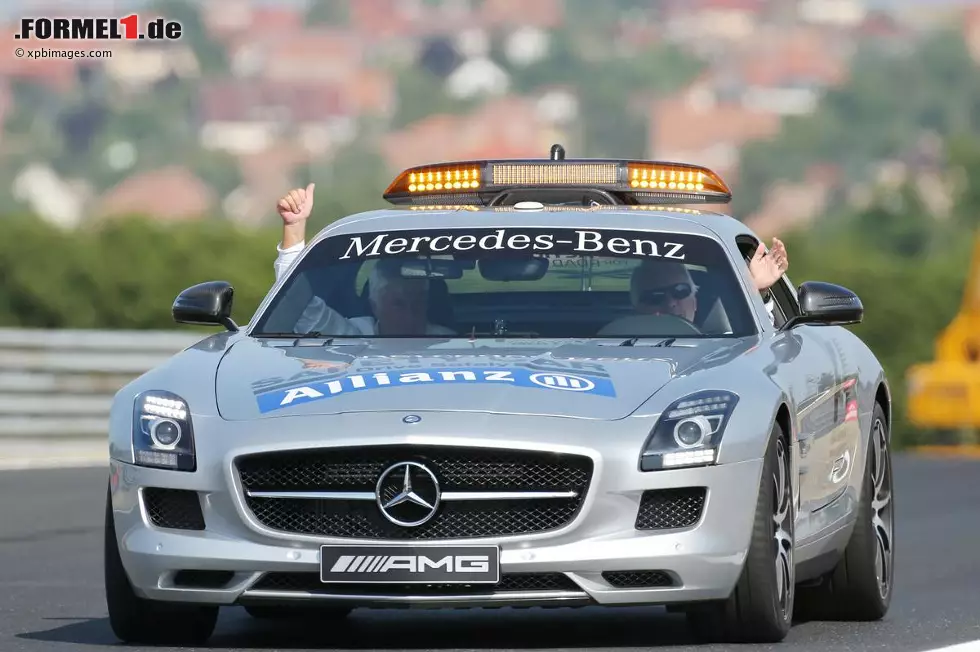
[109,445,763,609]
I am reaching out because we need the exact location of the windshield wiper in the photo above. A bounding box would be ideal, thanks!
[619,337,676,347]
[253,331,334,342]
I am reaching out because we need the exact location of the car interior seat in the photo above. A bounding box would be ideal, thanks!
[700,298,733,334]
[424,279,455,329]
[689,269,732,334]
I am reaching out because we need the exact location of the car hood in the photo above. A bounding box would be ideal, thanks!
[214,338,752,421]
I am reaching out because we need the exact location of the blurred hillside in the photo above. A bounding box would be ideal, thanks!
[2,0,979,233]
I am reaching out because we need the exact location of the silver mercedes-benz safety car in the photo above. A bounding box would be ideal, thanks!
[104,148,895,645]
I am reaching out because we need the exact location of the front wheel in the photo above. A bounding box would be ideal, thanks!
[686,420,795,643]
[104,486,219,645]
[795,401,894,621]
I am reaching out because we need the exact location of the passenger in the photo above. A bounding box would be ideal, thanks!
[629,239,788,325]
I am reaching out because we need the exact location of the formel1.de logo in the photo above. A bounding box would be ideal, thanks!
[15,16,182,41]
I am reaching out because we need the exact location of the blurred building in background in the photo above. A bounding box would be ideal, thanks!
[1,0,978,236]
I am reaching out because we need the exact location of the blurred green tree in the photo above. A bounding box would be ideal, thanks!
[292,137,392,233]
[733,29,980,218]
[306,0,350,25]
[504,26,703,158]
[389,66,480,130]
[149,0,229,75]
[947,135,980,231]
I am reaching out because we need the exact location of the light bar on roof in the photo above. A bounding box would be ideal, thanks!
[491,162,619,186]
[382,146,732,206]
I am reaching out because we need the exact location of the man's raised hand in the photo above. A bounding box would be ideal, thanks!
[748,237,789,291]
[277,183,316,225]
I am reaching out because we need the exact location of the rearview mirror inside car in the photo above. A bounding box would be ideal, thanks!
[478,257,550,281]
[398,258,465,279]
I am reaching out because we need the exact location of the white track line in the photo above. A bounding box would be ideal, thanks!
[0,439,106,471]
[921,641,980,651]
[0,455,106,471]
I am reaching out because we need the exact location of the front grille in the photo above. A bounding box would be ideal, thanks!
[635,487,706,530]
[143,488,205,530]
[250,572,581,595]
[236,445,590,492]
[236,446,592,539]
[602,570,674,588]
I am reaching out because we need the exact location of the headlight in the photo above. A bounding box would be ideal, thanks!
[639,390,739,471]
[132,391,196,471]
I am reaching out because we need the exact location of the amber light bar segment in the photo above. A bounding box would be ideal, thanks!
[626,163,731,198]
[385,164,484,195]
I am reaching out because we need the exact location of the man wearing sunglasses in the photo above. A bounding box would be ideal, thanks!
[630,238,789,325]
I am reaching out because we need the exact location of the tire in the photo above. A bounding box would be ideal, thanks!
[794,401,894,621]
[244,604,352,620]
[686,420,795,643]
[104,486,219,645]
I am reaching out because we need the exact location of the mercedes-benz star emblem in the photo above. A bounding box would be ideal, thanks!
[375,461,441,527]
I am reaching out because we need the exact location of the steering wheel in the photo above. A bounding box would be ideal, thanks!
[596,313,703,338]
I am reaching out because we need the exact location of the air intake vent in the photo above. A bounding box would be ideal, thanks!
[602,570,674,588]
[142,488,205,530]
[635,487,706,530]
[172,570,234,588]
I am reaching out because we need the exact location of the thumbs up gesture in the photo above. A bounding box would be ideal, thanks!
[277,183,316,225]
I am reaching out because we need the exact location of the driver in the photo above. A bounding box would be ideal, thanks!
[630,260,699,322]
[293,259,456,336]
[274,186,454,337]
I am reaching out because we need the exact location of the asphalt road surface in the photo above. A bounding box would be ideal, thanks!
[1,454,978,652]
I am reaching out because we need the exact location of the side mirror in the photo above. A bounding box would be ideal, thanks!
[172,281,238,332]
[783,281,863,329]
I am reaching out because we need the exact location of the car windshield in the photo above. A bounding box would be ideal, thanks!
[251,226,757,339]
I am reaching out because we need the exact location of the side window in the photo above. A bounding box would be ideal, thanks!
[767,277,800,329]
[770,276,801,319]
[734,235,760,266]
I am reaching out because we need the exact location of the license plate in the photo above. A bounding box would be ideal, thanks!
[319,544,500,584]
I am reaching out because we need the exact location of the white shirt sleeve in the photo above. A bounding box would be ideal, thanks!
[274,241,368,336]
[274,240,305,282]
[294,300,367,336]
[764,296,776,325]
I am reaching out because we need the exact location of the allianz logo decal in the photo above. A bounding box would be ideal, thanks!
[329,554,490,574]
[250,359,611,396]
[255,366,617,412]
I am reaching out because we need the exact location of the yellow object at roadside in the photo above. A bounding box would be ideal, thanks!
[906,233,980,429]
